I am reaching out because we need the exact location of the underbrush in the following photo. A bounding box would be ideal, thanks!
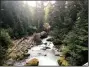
[0,29,12,65]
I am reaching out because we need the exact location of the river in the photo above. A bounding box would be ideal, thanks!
[14,36,60,66]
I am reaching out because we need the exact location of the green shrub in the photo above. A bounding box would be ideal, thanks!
[0,29,12,65]
[61,46,70,57]
[67,45,88,66]
[0,29,12,48]
[0,45,7,65]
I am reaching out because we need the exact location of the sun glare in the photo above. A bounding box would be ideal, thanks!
[23,1,55,7]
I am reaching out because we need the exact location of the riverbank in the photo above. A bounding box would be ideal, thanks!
[4,36,35,65]
[4,31,48,66]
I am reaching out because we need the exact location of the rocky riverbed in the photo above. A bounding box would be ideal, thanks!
[14,36,61,66]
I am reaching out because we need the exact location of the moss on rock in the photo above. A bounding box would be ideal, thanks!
[57,56,69,66]
[25,58,39,66]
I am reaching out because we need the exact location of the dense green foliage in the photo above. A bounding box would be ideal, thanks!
[48,0,88,66]
[0,29,12,65]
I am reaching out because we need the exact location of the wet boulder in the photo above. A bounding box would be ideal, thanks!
[41,47,47,50]
[40,31,48,39]
[33,33,41,44]
[47,38,53,41]
[6,58,15,66]
[44,43,47,45]
[55,53,60,56]
[24,53,30,57]
[41,46,50,50]
[45,46,50,49]
[44,54,47,56]
[25,58,39,66]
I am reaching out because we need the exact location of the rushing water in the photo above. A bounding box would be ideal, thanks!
[14,36,60,66]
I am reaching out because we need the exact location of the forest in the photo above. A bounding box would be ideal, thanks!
[0,0,88,66]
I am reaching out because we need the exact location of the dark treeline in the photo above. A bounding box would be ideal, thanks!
[1,1,45,39]
[0,0,88,66]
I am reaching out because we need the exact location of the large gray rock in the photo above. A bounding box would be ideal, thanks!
[40,31,48,39]
[47,38,53,41]
[41,47,47,50]
[41,46,50,50]
[33,33,41,44]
